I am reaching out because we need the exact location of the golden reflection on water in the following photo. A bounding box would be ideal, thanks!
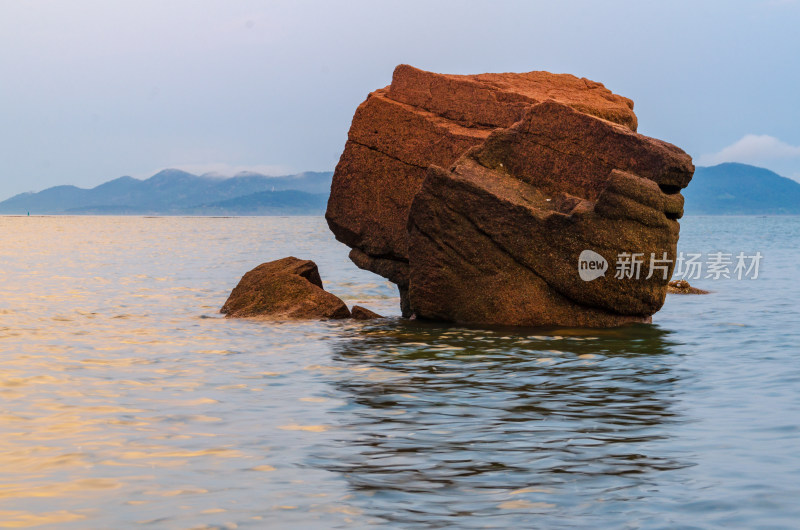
[0,216,396,528]
[3,215,796,528]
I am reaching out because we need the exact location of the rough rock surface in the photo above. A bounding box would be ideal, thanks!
[351,305,384,320]
[327,65,694,327]
[221,257,351,319]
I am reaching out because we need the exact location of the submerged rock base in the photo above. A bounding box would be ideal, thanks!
[667,280,710,295]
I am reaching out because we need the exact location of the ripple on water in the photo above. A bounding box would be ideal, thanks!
[0,215,798,528]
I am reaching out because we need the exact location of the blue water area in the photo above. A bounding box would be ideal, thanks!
[0,215,797,528]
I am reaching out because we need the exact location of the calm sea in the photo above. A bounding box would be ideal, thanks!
[0,215,798,528]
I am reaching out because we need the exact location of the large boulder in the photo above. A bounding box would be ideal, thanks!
[327,65,694,327]
[221,257,351,319]
[326,65,640,312]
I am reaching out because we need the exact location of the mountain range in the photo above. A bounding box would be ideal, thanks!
[0,169,332,215]
[2,163,799,215]
[683,163,800,215]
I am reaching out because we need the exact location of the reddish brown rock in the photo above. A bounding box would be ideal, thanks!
[221,257,350,319]
[667,279,710,294]
[388,64,638,130]
[350,305,384,320]
[325,91,490,264]
[326,65,641,316]
[406,117,692,326]
[327,64,694,327]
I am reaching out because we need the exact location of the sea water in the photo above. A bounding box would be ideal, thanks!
[0,215,798,528]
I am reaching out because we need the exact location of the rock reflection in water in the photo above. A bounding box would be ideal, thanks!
[316,321,690,526]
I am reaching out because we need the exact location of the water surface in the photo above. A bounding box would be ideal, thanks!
[0,216,798,528]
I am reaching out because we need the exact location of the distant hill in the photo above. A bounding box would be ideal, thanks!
[684,163,800,215]
[186,190,329,215]
[7,163,798,216]
[0,169,333,215]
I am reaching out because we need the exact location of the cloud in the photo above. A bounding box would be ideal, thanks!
[697,135,800,165]
[696,135,800,180]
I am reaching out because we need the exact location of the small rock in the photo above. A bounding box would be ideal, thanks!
[221,257,351,319]
[667,279,710,294]
[350,305,383,320]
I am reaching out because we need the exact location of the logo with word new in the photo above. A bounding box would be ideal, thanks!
[577,250,762,282]
[578,250,608,281]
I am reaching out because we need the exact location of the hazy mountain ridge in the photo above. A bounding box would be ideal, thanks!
[684,163,800,215]
[3,163,799,215]
[0,169,333,215]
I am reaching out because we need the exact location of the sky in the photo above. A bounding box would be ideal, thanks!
[1,0,799,199]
